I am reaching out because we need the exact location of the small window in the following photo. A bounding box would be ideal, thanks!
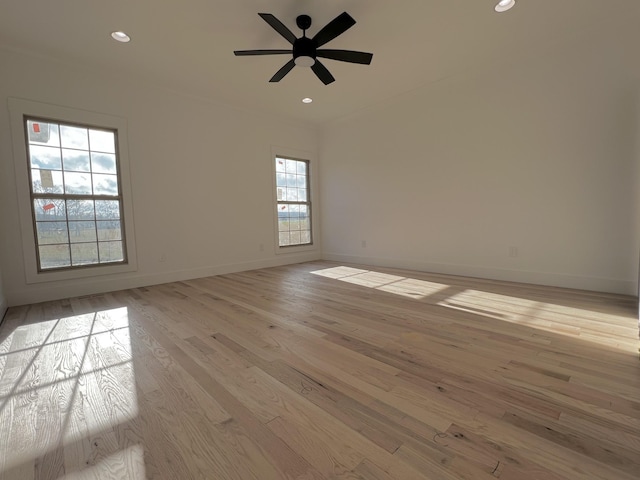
[25,117,127,271]
[275,156,312,247]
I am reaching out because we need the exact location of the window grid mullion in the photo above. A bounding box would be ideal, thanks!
[92,197,101,264]
[277,201,310,206]
[64,199,72,265]
[31,193,122,200]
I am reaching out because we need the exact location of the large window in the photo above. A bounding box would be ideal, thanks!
[9,98,137,284]
[275,156,312,247]
[25,118,126,270]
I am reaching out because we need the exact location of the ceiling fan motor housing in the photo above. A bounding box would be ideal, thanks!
[293,37,316,66]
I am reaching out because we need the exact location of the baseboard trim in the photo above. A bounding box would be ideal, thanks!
[0,296,8,325]
[7,252,321,306]
[8,252,635,305]
[322,252,636,296]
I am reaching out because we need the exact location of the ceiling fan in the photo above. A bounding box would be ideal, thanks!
[233,12,373,85]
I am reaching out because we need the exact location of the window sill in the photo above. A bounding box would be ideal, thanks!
[275,243,317,255]
[25,261,137,285]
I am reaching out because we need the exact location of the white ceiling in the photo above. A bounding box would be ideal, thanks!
[0,1,636,125]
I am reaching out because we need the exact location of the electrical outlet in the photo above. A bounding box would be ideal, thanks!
[361,240,367,248]
[508,246,518,258]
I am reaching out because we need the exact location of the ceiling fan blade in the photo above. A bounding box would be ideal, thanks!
[270,59,296,82]
[258,13,297,45]
[311,60,335,85]
[316,49,373,65]
[312,12,356,47]
[234,49,292,56]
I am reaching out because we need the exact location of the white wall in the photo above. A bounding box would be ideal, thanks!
[320,23,640,295]
[0,48,320,306]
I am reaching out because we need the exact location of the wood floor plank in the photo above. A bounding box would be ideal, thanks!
[0,261,638,479]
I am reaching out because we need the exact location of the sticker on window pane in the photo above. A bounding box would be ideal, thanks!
[34,198,66,221]
[70,243,99,266]
[40,169,54,188]
[32,169,63,194]
[276,158,286,172]
[39,244,71,269]
[28,121,59,146]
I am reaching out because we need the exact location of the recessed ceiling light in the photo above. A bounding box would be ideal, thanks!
[495,0,516,12]
[302,97,313,104]
[111,31,131,43]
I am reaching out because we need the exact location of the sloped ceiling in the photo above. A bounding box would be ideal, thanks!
[0,0,637,124]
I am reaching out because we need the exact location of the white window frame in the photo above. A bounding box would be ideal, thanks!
[271,146,319,255]
[9,98,138,284]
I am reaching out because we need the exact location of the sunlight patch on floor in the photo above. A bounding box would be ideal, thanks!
[0,307,141,476]
[438,289,539,323]
[311,266,638,353]
[59,444,146,479]
[311,266,450,299]
[438,289,638,352]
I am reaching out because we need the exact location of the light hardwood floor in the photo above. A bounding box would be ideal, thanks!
[0,261,639,479]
